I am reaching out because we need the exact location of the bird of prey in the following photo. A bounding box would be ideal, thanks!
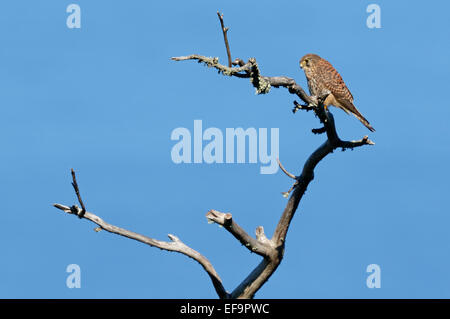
[300,53,375,132]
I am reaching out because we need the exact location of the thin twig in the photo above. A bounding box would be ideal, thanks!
[71,168,86,218]
[276,158,300,198]
[217,11,232,67]
[277,158,296,180]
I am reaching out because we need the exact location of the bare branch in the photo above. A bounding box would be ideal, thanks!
[171,55,251,75]
[217,11,232,68]
[231,258,275,299]
[171,55,313,104]
[339,135,375,149]
[70,168,86,218]
[272,140,331,246]
[206,210,273,257]
[53,203,229,299]
[265,77,314,105]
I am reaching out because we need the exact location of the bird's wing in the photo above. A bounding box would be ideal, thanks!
[316,58,354,103]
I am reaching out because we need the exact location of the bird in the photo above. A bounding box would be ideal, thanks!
[299,53,375,132]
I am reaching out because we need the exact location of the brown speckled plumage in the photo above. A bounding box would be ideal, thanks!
[300,54,375,132]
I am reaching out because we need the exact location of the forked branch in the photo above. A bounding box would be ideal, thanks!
[170,13,374,298]
[53,12,374,299]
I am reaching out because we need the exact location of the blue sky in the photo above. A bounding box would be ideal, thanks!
[0,0,449,298]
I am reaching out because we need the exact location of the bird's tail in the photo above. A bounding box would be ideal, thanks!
[341,100,375,132]
[352,110,375,132]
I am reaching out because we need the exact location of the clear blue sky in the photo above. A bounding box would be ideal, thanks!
[1,0,449,298]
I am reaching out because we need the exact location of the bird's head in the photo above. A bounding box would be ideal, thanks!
[300,54,321,70]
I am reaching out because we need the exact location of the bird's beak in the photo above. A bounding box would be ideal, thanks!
[300,61,305,69]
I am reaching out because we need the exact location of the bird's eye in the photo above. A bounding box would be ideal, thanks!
[304,59,309,66]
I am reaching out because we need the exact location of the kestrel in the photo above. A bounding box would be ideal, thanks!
[300,54,375,132]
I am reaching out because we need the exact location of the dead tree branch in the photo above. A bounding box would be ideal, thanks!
[170,25,374,298]
[53,179,229,299]
[54,13,374,299]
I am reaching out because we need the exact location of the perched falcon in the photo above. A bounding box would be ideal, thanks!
[300,54,375,132]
